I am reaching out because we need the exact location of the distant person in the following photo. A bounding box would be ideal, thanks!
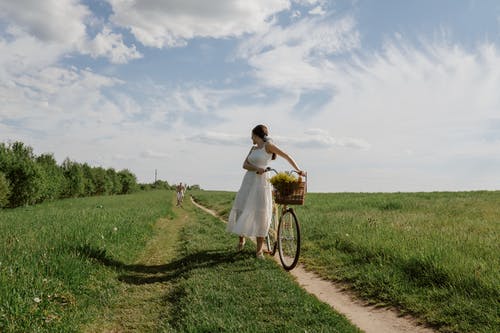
[227,124,305,259]
[176,182,186,207]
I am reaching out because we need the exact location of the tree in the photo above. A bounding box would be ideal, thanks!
[0,171,10,208]
[81,163,96,196]
[106,168,122,194]
[93,167,113,195]
[152,179,170,190]
[0,140,144,206]
[36,153,65,201]
[61,158,85,198]
[0,142,43,207]
[118,169,138,194]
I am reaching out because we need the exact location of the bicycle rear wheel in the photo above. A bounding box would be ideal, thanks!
[265,203,278,255]
[277,209,300,270]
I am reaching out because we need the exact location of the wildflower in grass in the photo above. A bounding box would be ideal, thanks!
[113,227,118,232]
[44,314,58,323]
[33,297,41,303]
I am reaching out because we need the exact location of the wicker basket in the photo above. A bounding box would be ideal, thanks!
[273,180,306,205]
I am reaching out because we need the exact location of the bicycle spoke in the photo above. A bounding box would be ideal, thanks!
[278,210,300,270]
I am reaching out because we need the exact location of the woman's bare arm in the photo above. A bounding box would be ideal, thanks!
[266,142,305,175]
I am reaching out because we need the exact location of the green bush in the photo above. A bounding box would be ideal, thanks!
[0,140,146,207]
[91,167,113,195]
[118,169,138,194]
[82,163,96,196]
[152,180,170,190]
[61,158,85,198]
[0,171,9,207]
[107,168,123,194]
[36,153,65,202]
[140,183,152,191]
[0,142,43,207]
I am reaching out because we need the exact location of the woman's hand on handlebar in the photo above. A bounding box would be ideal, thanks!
[296,170,306,176]
[256,167,266,175]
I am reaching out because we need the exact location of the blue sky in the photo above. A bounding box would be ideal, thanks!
[1,0,500,192]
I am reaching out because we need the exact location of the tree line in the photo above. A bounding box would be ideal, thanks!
[0,141,141,208]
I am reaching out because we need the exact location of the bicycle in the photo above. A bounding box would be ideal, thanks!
[265,168,307,271]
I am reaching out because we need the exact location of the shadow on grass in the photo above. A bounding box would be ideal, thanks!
[73,243,252,285]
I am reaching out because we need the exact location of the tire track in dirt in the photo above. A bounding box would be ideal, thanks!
[190,196,436,333]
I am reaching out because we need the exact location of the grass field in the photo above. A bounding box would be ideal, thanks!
[157,197,360,332]
[0,190,173,332]
[191,190,500,333]
[0,190,360,332]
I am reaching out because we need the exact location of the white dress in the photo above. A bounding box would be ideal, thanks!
[227,145,273,237]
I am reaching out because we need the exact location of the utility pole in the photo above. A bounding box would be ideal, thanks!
[155,169,157,183]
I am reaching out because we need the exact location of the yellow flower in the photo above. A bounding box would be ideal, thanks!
[269,172,298,187]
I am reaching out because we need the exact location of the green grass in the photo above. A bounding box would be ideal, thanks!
[191,190,500,333]
[1,190,360,332]
[158,200,359,332]
[0,190,173,332]
[189,190,235,220]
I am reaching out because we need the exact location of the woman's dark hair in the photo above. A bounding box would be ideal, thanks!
[252,124,276,160]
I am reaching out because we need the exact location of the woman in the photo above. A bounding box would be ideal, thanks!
[176,182,186,207]
[227,124,305,259]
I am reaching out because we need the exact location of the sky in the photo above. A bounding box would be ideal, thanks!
[1,0,500,192]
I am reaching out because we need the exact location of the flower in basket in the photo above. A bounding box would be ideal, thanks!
[269,172,300,196]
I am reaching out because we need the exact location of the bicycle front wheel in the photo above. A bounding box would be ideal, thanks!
[277,209,300,270]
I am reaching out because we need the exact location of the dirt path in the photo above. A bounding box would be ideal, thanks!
[190,197,436,333]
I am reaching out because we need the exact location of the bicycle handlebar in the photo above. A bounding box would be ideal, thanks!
[264,167,277,174]
[264,167,307,178]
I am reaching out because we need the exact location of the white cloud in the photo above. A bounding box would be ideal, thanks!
[297,38,500,191]
[278,131,370,150]
[186,128,369,150]
[326,40,500,139]
[82,26,143,64]
[107,0,291,48]
[129,84,234,129]
[0,64,124,137]
[0,0,89,44]
[0,0,141,64]
[237,15,360,91]
[186,132,248,146]
[238,15,359,58]
[293,0,323,5]
[309,6,326,16]
[111,92,143,117]
[2,1,500,193]
[140,149,171,159]
[225,21,500,192]
[291,128,370,149]
[0,30,65,78]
